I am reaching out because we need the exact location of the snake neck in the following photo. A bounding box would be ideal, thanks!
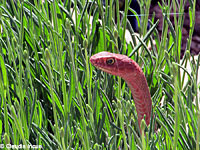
[122,72,152,127]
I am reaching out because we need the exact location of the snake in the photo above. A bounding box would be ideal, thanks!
[90,51,152,130]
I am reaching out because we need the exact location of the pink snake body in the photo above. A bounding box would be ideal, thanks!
[90,51,152,128]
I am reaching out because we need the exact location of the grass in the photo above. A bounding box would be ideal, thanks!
[0,0,199,149]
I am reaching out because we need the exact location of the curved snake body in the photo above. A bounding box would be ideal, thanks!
[90,52,152,128]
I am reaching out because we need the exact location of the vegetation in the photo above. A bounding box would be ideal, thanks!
[0,0,199,149]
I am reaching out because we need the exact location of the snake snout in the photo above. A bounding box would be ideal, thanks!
[89,56,96,65]
[90,55,104,67]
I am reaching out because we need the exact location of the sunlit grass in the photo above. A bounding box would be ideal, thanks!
[0,0,199,149]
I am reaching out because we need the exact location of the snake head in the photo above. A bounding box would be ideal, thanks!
[90,51,139,78]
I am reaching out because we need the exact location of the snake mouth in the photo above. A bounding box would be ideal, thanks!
[95,66,111,74]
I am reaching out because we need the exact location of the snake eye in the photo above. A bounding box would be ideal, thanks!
[106,58,115,65]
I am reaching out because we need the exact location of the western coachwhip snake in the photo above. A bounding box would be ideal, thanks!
[90,51,152,130]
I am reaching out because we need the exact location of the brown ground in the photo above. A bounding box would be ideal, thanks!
[149,1,200,58]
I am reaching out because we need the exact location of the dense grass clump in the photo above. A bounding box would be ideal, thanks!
[0,0,199,149]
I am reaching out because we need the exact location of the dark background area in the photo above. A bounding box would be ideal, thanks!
[150,0,200,58]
